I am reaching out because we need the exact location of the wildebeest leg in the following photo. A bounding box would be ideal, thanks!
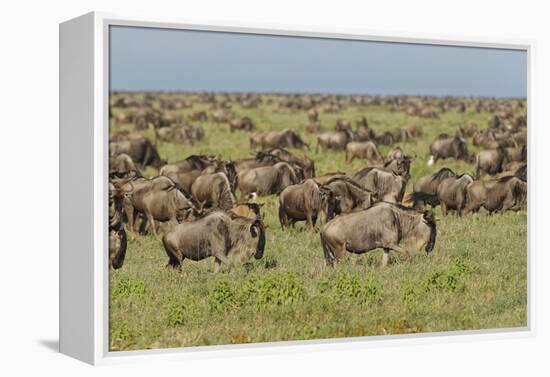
[390,244,411,260]
[306,212,314,231]
[213,258,222,273]
[278,206,288,230]
[145,211,158,236]
[440,201,448,216]
[138,214,148,235]
[382,248,390,267]
[212,251,233,272]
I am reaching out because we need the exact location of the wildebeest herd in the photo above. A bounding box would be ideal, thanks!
[109,92,527,273]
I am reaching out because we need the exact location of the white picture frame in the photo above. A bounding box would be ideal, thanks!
[59,11,535,365]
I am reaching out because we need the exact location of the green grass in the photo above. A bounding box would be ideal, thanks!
[109,94,527,351]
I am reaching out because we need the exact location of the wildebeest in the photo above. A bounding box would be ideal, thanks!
[110,135,166,169]
[407,167,457,209]
[323,176,375,213]
[436,173,475,216]
[278,179,337,231]
[353,167,408,203]
[464,176,527,214]
[109,183,127,269]
[160,155,219,194]
[191,172,237,211]
[385,146,406,163]
[115,176,198,235]
[109,153,140,179]
[316,129,355,152]
[229,117,255,132]
[320,202,436,267]
[345,141,382,163]
[429,135,473,163]
[413,167,456,195]
[237,162,300,197]
[264,148,316,178]
[475,146,508,178]
[162,211,265,272]
[250,129,309,150]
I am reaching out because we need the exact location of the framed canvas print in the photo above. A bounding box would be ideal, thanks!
[59,12,533,365]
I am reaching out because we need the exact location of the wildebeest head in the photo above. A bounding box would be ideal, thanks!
[422,210,437,253]
[285,129,309,150]
[250,219,266,259]
[452,136,471,161]
[319,186,338,222]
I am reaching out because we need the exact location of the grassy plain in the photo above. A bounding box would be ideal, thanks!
[109,95,527,351]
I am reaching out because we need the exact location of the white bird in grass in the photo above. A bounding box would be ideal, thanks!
[427,155,435,166]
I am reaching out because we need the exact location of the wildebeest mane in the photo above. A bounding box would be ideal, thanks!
[430,167,456,182]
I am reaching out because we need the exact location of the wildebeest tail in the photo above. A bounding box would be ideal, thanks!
[320,231,335,267]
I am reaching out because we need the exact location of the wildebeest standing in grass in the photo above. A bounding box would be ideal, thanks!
[264,148,316,178]
[250,129,309,150]
[323,176,375,213]
[464,176,527,214]
[408,168,456,209]
[278,179,337,231]
[436,174,475,216]
[237,162,300,197]
[475,146,508,178]
[191,172,237,211]
[160,155,219,194]
[109,153,141,179]
[353,167,409,203]
[109,183,127,269]
[163,211,265,272]
[320,202,436,267]
[429,135,473,163]
[316,129,355,152]
[345,141,382,163]
[109,135,166,169]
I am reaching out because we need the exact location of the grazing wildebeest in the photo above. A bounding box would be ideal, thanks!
[475,146,508,178]
[436,173,475,216]
[407,167,457,209]
[109,153,140,179]
[110,135,166,169]
[353,167,409,203]
[382,155,412,178]
[316,129,355,152]
[116,176,197,235]
[229,117,255,132]
[160,155,220,194]
[464,176,527,214]
[429,135,472,163]
[162,212,265,272]
[265,148,316,178]
[191,172,237,211]
[323,176,375,213]
[109,183,127,269]
[237,162,300,197]
[320,202,436,267]
[250,129,309,150]
[345,141,382,163]
[413,167,456,195]
[278,179,337,231]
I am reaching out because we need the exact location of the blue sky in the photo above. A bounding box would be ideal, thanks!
[110,26,527,98]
